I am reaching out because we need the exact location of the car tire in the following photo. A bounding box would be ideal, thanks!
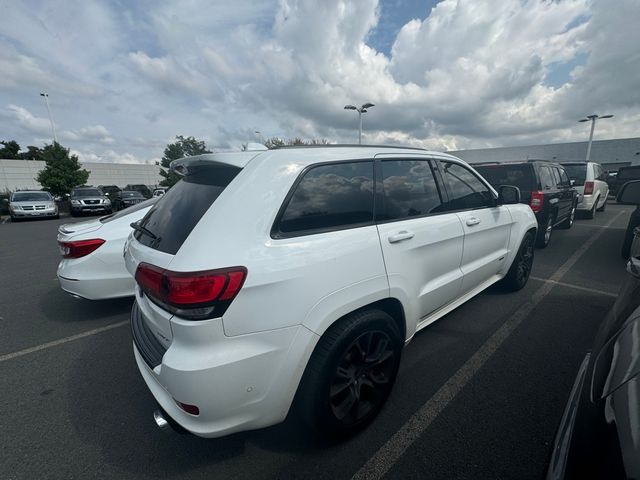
[559,205,576,229]
[585,200,597,219]
[536,215,554,248]
[501,231,535,291]
[295,309,402,438]
[597,197,607,212]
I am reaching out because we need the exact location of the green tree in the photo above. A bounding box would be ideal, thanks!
[0,140,21,159]
[36,142,90,196]
[160,135,211,187]
[18,145,45,160]
[264,137,329,149]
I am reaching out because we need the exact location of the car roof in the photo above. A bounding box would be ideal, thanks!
[171,145,462,172]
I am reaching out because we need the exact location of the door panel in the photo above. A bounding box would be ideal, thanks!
[456,207,513,294]
[438,160,513,294]
[377,215,464,320]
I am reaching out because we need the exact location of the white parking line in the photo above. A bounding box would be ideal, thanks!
[530,276,618,298]
[352,209,626,480]
[0,320,128,363]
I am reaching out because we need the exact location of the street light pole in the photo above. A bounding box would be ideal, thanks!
[40,92,58,143]
[578,114,613,161]
[344,102,375,144]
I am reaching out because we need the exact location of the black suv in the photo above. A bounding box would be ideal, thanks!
[611,165,640,197]
[69,187,112,217]
[474,160,578,248]
[124,184,152,199]
[113,190,147,211]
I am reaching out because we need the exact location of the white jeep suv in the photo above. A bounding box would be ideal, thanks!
[561,161,609,218]
[124,146,537,438]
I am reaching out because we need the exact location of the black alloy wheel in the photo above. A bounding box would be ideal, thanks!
[501,231,535,291]
[329,330,396,425]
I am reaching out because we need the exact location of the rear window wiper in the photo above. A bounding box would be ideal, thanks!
[131,221,158,240]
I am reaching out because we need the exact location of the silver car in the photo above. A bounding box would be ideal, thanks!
[9,190,59,221]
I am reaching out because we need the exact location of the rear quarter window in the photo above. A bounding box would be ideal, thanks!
[561,164,587,186]
[274,161,374,237]
[134,164,241,254]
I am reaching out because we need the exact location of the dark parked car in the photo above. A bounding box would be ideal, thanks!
[474,160,578,248]
[612,166,640,198]
[70,187,112,217]
[547,181,640,479]
[123,184,152,199]
[99,184,121,199]
[618,180,640,259]
[113,190,146,211]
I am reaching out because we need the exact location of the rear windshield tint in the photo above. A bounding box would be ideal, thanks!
[473,164,535,192]
[618,167,640,180]
[134,164,240,254]
[561,164,587,186]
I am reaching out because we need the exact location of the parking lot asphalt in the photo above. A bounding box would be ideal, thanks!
[1,204,634,480]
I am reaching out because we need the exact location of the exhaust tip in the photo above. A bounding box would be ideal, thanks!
[153,409,170,431]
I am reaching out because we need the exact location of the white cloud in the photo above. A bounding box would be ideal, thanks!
[1,0,639,163]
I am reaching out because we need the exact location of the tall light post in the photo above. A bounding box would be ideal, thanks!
[344,102,375,144]
[578,114,613,161]
[40,92,58,143]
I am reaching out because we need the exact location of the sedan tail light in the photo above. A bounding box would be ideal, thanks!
[59,238,105,258]
[583,181,594,195]
[135,263,247,320]
[530,191,544,213]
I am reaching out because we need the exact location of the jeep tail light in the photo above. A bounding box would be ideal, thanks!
[135,263,247,320]
[584,181,594,195]
[59,238,106,258]
[530,191,544,213]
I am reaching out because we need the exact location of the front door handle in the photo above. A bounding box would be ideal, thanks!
[466,217,481,226]
[388,231,415,243]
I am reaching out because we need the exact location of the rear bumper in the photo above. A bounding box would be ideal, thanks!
[131,303,319,438]
[576,195,597,211]
[57,258,135,300]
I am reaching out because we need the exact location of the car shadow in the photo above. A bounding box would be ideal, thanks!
[38,286,133,324]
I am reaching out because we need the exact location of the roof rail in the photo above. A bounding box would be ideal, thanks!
[272,143,430,151]
[472,161,502,165]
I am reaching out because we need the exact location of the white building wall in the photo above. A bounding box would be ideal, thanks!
[0,160,162,192]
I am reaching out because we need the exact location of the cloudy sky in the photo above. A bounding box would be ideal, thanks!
[1,0,639,164]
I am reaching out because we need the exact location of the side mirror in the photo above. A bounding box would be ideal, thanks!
[570,179,575,186]
[498,185,521,205]
[1,198,8,205]
[65,193,70,198]
[105,192,110,196]
[617,180,640,205]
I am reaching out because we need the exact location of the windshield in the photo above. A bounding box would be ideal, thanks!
[121,191,144,198]
[72,189,102,197]
[12,192,51,202]
[100,197,158,224]
[473,164,535,193]
[135,164,241,254]
[561,164,587,186]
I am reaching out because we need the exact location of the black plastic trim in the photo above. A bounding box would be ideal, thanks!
[131,301,167,369]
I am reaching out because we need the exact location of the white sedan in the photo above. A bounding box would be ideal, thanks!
[57,198,157,300]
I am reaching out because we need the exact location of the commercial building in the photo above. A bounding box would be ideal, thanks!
[0,159,162,192]
[449,137,640,171]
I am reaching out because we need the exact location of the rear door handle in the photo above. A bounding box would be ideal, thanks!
[388,231,415,243]
[466,217,481,226]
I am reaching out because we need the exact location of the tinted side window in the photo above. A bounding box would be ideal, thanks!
[441,161,494,210]
[277,162,374,235]
[558,168,571,186]
[539,166,554,189]
[378,160,444,221]
[551,167,562,186]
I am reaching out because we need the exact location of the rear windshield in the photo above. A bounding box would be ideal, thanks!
[561,164,587,186]
[12,192,51,202]
[473,164,535,192]
[72,189,101,197]
[100,197,157,224]
[618,167,640,180]
[134,164,241,254]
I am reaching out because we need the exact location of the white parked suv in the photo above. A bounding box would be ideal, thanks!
[124,146,537,438]
[561,162,609,218]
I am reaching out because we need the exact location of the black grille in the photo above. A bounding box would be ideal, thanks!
[131,302,167,369]
[85,199,100,205]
